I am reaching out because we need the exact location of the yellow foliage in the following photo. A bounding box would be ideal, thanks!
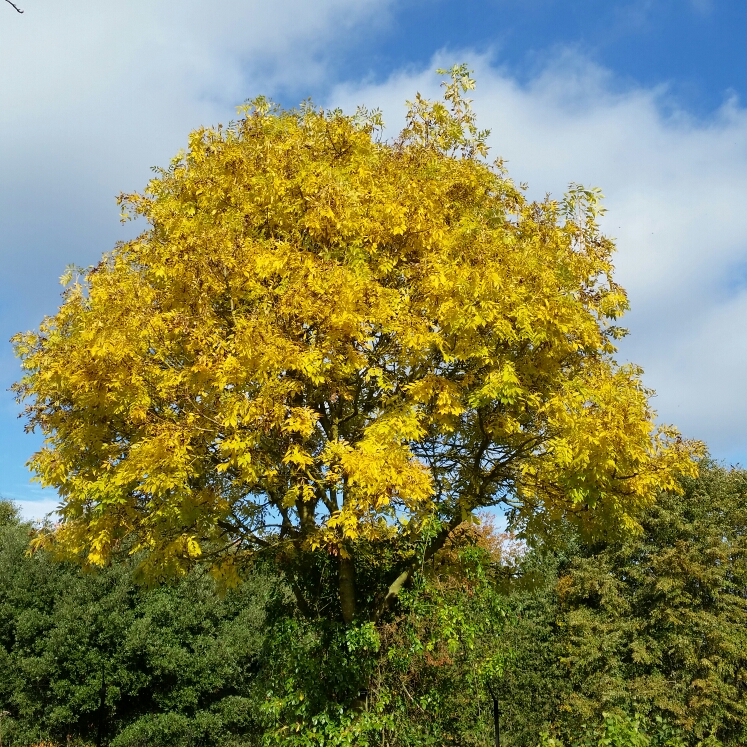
[13,66,701,580]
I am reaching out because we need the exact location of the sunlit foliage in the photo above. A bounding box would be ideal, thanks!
[13,66,699,622]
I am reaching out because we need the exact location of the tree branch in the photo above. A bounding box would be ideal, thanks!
[215,519,271,549]
[373,515,463,621]
[4,1,23,13]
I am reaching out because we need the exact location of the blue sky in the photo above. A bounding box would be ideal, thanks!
[1,0,746,519]
[355,1,747,115]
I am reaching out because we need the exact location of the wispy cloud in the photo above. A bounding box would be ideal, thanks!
[690,0,714,16]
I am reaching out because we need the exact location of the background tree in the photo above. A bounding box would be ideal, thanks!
[554,462,747,746]
[0,500,276,747]
[13,66,698,631]
[491,540,570,746]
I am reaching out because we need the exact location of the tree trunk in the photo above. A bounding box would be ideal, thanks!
[339,554,356,624]
[373,517,464,621]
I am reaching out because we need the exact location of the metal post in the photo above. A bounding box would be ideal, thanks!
[491,695,501,747]
[486,684,502,747]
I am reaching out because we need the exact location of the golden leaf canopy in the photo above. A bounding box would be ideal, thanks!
[14,67,700,579]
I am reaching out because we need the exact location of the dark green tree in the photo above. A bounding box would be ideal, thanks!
[0,500,279,747]
[491,545,569,746]
[555,462,747,745]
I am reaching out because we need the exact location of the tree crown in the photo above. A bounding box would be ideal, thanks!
[13,66,700,589]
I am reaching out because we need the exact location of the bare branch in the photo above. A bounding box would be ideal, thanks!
[4,0,24,12]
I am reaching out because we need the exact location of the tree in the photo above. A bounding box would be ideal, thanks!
[0,499,276,747]
[490,540,570,746]
[0,500,20,527]
[13,65,699,626]
[555,462,747,745]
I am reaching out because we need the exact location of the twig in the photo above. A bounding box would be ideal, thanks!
[4,0,24,12]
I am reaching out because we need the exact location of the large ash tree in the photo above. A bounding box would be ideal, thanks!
[13,67,698,624]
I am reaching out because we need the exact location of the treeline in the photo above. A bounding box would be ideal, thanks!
[1,462,746,746]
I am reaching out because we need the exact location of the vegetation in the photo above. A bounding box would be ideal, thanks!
[0,503,275,746]
[4,68,735,746]
[554,461,747,745]
[2,463,746,745]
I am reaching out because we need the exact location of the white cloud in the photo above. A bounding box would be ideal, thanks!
[0,0,390,279]
[327,52,747,459]
[15,498,60,523]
